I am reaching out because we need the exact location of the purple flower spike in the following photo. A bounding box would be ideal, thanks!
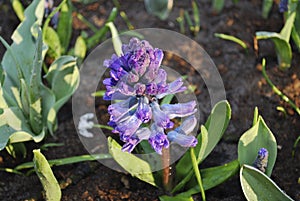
[279,0,288,13]
[253,148,269,173]
[103,37,198,154]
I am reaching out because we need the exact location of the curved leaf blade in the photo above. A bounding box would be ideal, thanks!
[256,32,292,70]
[33,149,61,201]
[240,165,293,201]
[174,100,231,192]
[238,116,277,176]
[108,137,156,187]
[56,0,73,53]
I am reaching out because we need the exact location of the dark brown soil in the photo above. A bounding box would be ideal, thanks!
[0,0,300,201]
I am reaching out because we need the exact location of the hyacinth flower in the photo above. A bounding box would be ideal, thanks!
[279,0,288,13]
[103,38,198,154]
[253,148,268,173]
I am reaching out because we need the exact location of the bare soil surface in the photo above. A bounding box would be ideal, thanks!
[0,0,299,200]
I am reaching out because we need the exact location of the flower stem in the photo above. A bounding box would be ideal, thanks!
[190,147,206,201]
[162,148,173,193]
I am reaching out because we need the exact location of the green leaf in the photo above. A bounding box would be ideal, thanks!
[20,79,30,116]
[201,160,239,190]
[74,35,87,65]
[197,125,208,163]
[214,33,248,50]
[1,0,44,87]
[173,160,240,196]
[174,100,231,192]
[192,0,200,34]
[256,32,292,70]
[202,100,231,159]
[106,22,123,56]
[292,26,300,52]
[86,7,118,49]
[108,137,156,186]
[33,149,61,201]
[292,3,300,52]
[212,0,224,13]
[56,0,73,53]
[160,94,174,105]
[11,0,25,21]
[144,0,173,20]
[44,56,79,134]
[280,1,297,41]
[14,153,112,171]
[0,107,45,150]
[91,90,105,97]
[252,107,259,126]
[262,0,273,19]
[240,165,293,201]
[44,26,62,59]
[190,147,205,201]
[29,28,43,134]
[5,142,26,158]
[176,100,230,176]
[238,116,277,176]
[45,56,79,100]
[159,194,194,201]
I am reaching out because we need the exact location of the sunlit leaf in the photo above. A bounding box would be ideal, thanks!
[106,22,123,56]
[74,35,87,65]
[44,56,79,134]
[240,165,293,201]
[1,0,44,88]
[256,32,292,70]
[33,149,61,201]
[238,116,277,176]
[56,0,73,53]
[0,107,44,150]
[11,0,25,21]
[14,153,112,171]
[176,100,230,178]
[173,160,240,196]
[174,100,231,193]
[108,137,156,186]
[159,194,194,201]
[214,33,248,50]
[44,26,62,59]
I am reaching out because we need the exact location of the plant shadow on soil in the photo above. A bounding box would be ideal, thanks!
[0,0,299,200]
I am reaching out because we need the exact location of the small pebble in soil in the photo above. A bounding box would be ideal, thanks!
[121,176,130,189]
